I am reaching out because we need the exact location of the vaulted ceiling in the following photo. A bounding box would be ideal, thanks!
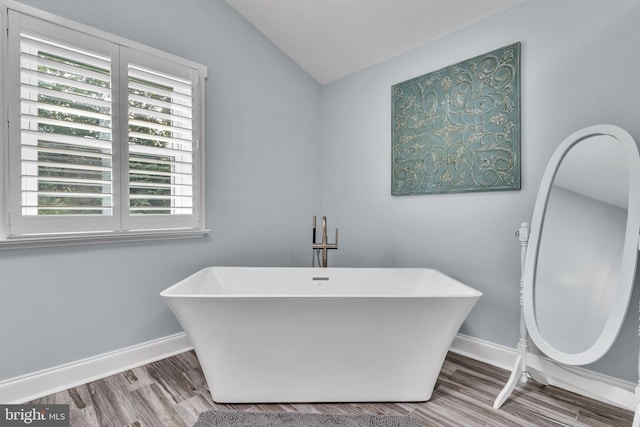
[225,0,524,84]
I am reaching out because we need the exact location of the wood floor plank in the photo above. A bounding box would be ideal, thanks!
[28,350,634,426]
[175,393,215,426]
[145,358,198,404]
[87,377,137,427]
[130,383,188,427]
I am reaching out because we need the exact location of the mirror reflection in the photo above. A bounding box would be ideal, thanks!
[534,135,628,354]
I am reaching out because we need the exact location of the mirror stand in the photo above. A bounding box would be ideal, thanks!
[494,222,549,410]
[494,222,640,427]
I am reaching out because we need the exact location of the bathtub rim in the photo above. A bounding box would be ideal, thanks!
[160,266,483,299]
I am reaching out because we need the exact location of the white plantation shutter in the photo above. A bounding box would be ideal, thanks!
[4,8,206,241]
[20,33,113,216]
[7,12,117,235]
[123,50,200,231]
[128,65,193,214]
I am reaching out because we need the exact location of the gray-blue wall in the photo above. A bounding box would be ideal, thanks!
[320,0,640,381]
[0,0,321,381]
[2,0,640,386]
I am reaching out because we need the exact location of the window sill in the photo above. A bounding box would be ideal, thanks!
[0,229,209,251]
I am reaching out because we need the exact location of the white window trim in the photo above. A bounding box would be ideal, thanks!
[0,0,209,250]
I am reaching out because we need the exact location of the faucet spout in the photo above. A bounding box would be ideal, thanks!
[322,216,327,244]
[312,215,338,267]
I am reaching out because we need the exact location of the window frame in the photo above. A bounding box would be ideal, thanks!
[0,0,208,250]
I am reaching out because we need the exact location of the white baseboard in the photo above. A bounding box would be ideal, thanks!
[450,333,517,371]
[0,332,193,404]
[450,333,636,411]
[0,331,635,410]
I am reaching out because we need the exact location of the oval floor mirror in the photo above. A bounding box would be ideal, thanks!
[494,124,640,426]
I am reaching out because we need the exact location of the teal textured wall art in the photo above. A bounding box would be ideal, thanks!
[392,42,521,195]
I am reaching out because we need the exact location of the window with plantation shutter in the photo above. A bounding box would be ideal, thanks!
[20,33,114,218]
[125,58,196,231]
[2,4,207,246]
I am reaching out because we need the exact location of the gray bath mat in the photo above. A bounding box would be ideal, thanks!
[193,411,423,427]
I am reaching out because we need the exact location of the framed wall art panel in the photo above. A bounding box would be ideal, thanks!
[392,42,521,195]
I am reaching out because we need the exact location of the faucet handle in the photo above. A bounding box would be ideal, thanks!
[312,216,317,243]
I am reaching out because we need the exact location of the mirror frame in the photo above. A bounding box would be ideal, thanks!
[523,124,640,365]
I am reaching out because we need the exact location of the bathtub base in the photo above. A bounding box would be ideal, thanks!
[183,298,474,403]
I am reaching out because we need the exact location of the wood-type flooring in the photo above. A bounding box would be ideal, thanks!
[30,350,634,426]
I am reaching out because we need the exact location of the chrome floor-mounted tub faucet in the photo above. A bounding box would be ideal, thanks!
[312,216,338,267]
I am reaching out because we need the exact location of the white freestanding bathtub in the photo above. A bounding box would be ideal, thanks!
[161,267,481,403]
